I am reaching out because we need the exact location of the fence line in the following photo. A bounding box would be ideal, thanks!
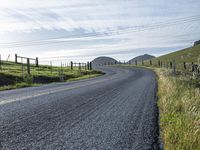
[131,59,200,77]
[0,54,93,79]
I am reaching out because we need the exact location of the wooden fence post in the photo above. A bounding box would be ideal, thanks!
[15,54,18,63]
[158,60,160,67]
[183,62,186,69]
[70,61,73,70]
[170,61,172,69]
[89,62,92,70]
[191,62,194,72]
[135,60,137,66]
[36,57,39,67]
[27,58,30,75]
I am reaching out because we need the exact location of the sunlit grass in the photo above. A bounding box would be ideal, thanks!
[121,44,200,149]
[0,61,103,91]
[156,68,200,150]
[143,44,200,72]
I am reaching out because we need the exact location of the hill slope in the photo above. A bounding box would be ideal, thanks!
[155,44,200,64]
[142,44,200,71]
[128,54,155,64]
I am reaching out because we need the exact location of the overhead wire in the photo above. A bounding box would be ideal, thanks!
[0,15,199,48]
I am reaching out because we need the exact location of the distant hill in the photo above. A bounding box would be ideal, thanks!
[128,54,155,64]
[92,56,118,67]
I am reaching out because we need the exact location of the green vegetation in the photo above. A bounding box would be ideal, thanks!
[143,45,200,71]
[143,45,200,150]
[156,68,200,150]
[0,61,103,91]
[124,45,200,149]
[155,45,200,63]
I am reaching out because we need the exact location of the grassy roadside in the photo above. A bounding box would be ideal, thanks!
[155,68,200,150]
[120,64,200,149]
[144,45,200,149]
[0,73,103,91]
[0,61,104,91]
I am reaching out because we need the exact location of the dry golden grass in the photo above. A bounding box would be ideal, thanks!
[156,68,200,150]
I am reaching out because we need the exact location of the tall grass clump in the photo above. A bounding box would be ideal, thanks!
[156,68,200,150]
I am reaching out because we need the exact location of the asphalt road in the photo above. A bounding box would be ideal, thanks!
[0,66,160,150]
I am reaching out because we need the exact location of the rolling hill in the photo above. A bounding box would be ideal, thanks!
[128,54,155,64]
[92,56,118,67]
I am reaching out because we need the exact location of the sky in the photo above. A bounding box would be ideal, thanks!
[0,0,200,64]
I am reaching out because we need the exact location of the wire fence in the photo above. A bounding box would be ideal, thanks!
[130,59,200,78]
[0,54,93,80]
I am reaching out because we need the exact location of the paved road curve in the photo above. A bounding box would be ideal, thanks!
[0,66,160,150]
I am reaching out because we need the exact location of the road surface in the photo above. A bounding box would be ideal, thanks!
[0,66,160,150]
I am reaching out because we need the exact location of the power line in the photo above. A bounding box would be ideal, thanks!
[0,15,199,48]
[1,16,199,48]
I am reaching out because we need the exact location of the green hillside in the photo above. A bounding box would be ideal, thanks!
[144,44,200,71]
[156,44,200,63]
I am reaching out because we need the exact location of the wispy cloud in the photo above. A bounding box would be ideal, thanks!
[0,0,200,62]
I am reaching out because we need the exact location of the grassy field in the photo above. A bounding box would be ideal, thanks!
[0,61,103,91]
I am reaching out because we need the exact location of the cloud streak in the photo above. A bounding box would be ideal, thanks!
[0,0,200,63]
